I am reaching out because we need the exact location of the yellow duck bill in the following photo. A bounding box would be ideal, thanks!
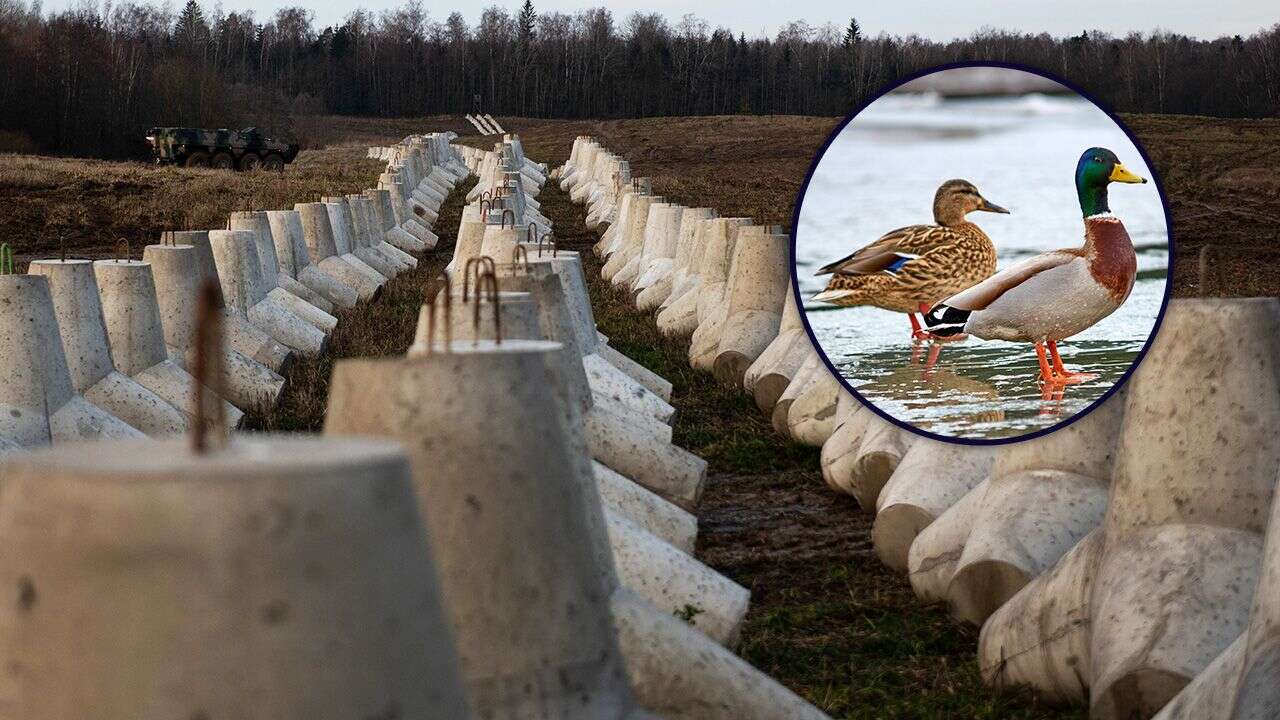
[1109,163,1147,184]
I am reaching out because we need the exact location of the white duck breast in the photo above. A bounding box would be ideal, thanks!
[943,244,1130,343]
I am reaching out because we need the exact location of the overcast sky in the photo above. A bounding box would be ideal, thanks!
[54,0,1280,39]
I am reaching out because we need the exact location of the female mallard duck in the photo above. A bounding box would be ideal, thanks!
[924,147,1147,384]
[811,179,1008,340]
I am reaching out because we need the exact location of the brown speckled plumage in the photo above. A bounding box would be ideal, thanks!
[812,179,1003,314]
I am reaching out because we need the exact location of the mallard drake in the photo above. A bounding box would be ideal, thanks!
[811,179,1007,340]
[924,147,1147,384]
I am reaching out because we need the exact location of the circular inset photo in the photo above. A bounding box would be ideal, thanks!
[793,64,1171,443]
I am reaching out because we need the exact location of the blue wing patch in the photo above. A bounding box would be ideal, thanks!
[883,253,920,275]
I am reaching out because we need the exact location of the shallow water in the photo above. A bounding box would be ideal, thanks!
[796,92,1169,440]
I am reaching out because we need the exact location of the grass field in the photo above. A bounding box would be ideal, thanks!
[2,110,1273,718]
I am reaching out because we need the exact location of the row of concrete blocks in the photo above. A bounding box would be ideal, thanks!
[464,113,507,136]
[0,135,465,453]
[0,133,828,719]
[556,135,1280,719]
[431,136,830,718]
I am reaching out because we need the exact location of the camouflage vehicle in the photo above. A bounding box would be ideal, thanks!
[146,127,300,171]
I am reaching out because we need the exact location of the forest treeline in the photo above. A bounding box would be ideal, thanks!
[1,0,1278,158]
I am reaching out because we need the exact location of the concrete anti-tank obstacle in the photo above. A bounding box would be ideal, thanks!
[28,259,187,436]
[325,342,652,719]
[1089,299,1280,720]
[638,207,716,312]
[1226,481,1280,719]
[602,194,658,282]
[610,588,831,720]
[945,392,1124,626]
[143,243,286,413]
[597,188,640,258]
[594,460,698,553]
[631,203,685,297]
[595,340,675,402]
[370,297,817,718]
[1150,634,1247,720]
[323,197,401,281]
[321,199,393,284]
[366,188,428,254]
[433,280,704,510]
[162,230,295,373]
[228,210,338,320]
[295,201,384,301]
[93,259,245,427]
[357,189,422,266]
[466,275,740,641]
[785,361,841,447]
[712,227,791,387]
[347,193,418,271]
[656,216,719,338]
[744,286,811,412]
[907,478,991,604]
[820,392,872,495]
[846,410,917,507]
[0,435,476,719]
[615,201,672,289]
[773,350,821,436]
[873,438,996,573]
[263,210,360,309]
[0,275,142,444]
[209,229,328,357]
[978,528,1104,704]
[688,220,756,371]
[655,211,710,308]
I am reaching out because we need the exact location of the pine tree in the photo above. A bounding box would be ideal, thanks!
[517,0,536,48]
[175,0,208,48]
[842,18,861,48]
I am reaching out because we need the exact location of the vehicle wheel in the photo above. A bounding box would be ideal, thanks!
[184,151,210,168]
[210,152,235,170]
[261,153,285,171]
[238,153,262,171]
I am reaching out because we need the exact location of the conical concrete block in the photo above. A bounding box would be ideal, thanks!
[265,210,359,309]
[594,460,697,553]
[632,203,684,296]
[322,200,392,284]
[1153,634,1246,720]
[607,511,750,647]
[713,229,790,387]
[694,218,752,326]
[689,220,755,372]
[595,341,674,402]
[346,194,414,272]
[0,436,475,720]
[143,244,285,413]
[1227,472,1280,719]
[847,412,917,508]
[641,207,714,312]
[1090,299,1280,719]
[93,260,244,426]
[448,213,486,275]
[352,192,419,269]
[907,478,989,604]
[295,202,383,302]
[873,439,996,573]
[229,210,337,320]
[656,217,719,337]
[603,195,657,282]
[820,392,871,495]
[978,528,1104,704]
[946,393,1124,626]
[786,363,840,447]
[29,259,187,436]
[0,275,142,444]
[611,588,831,720]
[615,202,671,290]
[744,287,809,412]
[166,230,294,373]
[773,350,820,437]
[209,230,327,358]
[325,343,648,718]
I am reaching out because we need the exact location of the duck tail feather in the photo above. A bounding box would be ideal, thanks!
[811,288,858,304]
[924,303,969,337]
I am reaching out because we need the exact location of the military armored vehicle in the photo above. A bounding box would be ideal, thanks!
[146,127,300,170]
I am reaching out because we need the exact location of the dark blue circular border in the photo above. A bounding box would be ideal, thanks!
[787,60,1176,447]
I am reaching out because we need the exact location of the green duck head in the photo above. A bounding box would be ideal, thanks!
[1076,147,1147,217]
